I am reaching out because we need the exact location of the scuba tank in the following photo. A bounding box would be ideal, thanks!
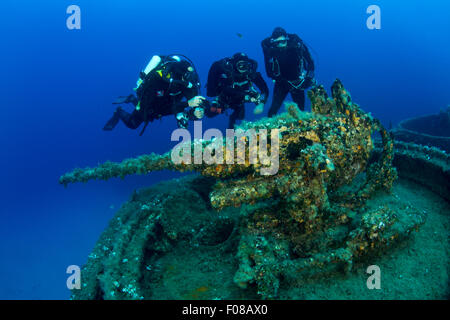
[134,55,162,92]
[134,55,162,111]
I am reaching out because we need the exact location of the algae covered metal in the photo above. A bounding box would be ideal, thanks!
[61,80,427,299]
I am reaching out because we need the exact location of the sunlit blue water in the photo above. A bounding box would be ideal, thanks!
[0,0,449,299]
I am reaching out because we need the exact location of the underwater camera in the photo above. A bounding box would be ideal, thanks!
[199,98,212,109]
[198,98,226,116]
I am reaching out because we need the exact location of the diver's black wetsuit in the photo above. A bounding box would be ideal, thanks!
[206,53,269,128]
[103,57,200,133]
[262,28,315,116]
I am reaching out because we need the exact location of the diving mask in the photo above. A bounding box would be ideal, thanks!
[271,35,289,48]
[236,60,252,73]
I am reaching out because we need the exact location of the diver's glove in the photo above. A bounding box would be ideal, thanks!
[301,69,316,89]
[301,77,314,89]
[253,103,264,115]
[245,88,261,103]
[176,112,189,129]
[193,107,204,119]
[188,96,206,108]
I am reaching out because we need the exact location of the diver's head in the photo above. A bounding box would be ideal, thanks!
[183,66,200,89]
[232,52,252,74]
[169,57,200,89]
[272,27,287,38]
[270,27,289,48]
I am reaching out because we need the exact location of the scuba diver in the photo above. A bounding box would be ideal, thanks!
[103,55,206,135]
[262,27,315,116]
[206,52,269,129]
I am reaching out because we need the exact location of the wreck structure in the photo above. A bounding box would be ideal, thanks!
[61,80,439,299]
[392,106,450,153]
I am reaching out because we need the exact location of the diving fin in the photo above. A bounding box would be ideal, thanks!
[113,94,138,106]
[103,107,122,131]
[139,121,149,136]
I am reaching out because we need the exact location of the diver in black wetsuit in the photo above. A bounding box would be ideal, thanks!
[103,55,206,135]
[206,53,269,129]
[262,27,315,116]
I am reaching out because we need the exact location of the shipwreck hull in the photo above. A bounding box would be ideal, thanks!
[392,108,450,153]
[384,141,450,201]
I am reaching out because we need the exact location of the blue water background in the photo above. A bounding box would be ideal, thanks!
[0,0,449,299]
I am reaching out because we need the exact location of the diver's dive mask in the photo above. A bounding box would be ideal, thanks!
[271,35,289,48]
[236,60,252,74]
[163,55,201,90]
[182,66,200,89]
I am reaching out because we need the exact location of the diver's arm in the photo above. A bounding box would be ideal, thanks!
[302,44,315,78]
[292,34,315,78]
[261,39,276,79]
[291,34,305,57]
[171,100,189,121]
[171,86,199,115]
[252,72,269,104]
[206,61,223,97]
[174,95,205,128]
[173,97,193,129]
[297,42,315,90]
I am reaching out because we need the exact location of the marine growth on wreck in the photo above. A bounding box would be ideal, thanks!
[61,80,429,299]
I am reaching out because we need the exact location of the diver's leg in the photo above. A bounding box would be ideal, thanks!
[103,107,122,131]
[291,89,306,111]
[268,80,290,117]
[228,104,245,129]
[103,107,144,131]
[237,104,245,121]
[112,94,139,107]
[119,108,145,129]
[228,111,238,129]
